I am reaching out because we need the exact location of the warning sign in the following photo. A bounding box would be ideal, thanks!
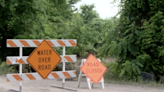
[27,40,61,79]
[80,54,107,84]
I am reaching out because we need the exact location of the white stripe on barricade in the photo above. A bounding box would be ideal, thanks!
[7,70,76,82]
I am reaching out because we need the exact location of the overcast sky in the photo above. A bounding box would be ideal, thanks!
[74,0,120,19]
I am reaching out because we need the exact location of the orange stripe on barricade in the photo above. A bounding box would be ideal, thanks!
[17,59,25,64]
[7,40,17,47]
[51,73,60,78]
[69,40,76,46]
[73,71,76,75]
[57,40,65,46]
[20,40,30,47]
[33,40,40,46]
[7,70,76,82]
[46,40,55,47]
[64,56,73,62]
[63,72,71,78]
[26,74,36,80]
[12,75,22,81]
[7,59,12,64]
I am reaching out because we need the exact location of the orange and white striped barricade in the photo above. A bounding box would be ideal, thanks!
[77,59,105,89]
[6,39,77,92]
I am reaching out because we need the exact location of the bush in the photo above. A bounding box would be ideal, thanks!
[119,60,143,80]
[104,60,143,81]
[104,61,120,80]
[0,62,16,75]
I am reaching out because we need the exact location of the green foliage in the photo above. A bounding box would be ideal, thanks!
[59,4,112,57]
[80,4,99,23]
[0,0,37,60]
[0,0,80,61]
[0,0,82,73]
[101,0,164,81]
[104,60,143,80]
[98,17,119,57]
[0,62,16,75]
[119,60,143,80]
[0,0,120,75]
[104,61,120,79]
[0,0,116,59]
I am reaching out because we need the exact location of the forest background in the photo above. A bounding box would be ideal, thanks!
[1,0,164,83]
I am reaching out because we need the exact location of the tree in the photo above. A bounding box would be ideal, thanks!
[0,0,40,61]
[0,0,80,61]
[80,4,99,23]
[101,0,164,81]
[64,4,109,57]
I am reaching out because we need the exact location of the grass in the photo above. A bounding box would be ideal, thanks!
[104,77,164,87]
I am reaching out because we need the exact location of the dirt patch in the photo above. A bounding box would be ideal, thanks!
[0,87,8,92]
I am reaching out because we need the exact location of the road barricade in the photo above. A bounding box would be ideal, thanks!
[6,39,77,91]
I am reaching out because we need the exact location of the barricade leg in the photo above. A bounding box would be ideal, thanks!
[102,78,105,89]
[77,71,82,87]
[9,45,23,92]
[62,46,65,88]
[86,78,91,89]
[92,83,94,88]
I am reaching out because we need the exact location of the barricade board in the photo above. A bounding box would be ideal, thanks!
[7,39,76,47]
[7,70,76,82]
[7,55,77,64]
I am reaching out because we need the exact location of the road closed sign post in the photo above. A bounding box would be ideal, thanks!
[27,40,61,79]
[80,54,107,84]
